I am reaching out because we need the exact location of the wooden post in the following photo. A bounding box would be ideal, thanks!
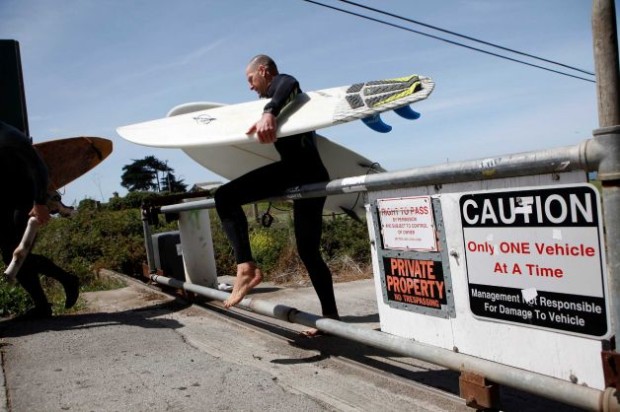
[592,0,620,127]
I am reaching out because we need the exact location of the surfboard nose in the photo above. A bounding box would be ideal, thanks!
[85,137,113,160]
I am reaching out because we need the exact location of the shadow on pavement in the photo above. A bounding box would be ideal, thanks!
[0,298,190,338]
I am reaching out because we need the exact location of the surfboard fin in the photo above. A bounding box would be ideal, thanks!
[339,206,362,223]
[361,114,392,133]
[393,105,421,120]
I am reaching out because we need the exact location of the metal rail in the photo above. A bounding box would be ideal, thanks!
[160,139,599,215]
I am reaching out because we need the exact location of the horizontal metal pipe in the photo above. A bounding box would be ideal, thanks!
[151,274,610,411]
[160,198,215,214]
[160,139,598,215]
[289,140,595,200]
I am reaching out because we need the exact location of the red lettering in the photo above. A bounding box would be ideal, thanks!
[499,242,530,254]
[534,242,596,257]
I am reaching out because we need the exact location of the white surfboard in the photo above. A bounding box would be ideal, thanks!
[117,74,434,148]
[167,102,385,217]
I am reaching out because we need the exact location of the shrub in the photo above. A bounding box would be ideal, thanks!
[321,216,371,262]
[0,276,30,316]
[0,196,372,316]
[209,210,236,277]
[106,191,160,211]
[33,208,148,280]
[250,227,289,273]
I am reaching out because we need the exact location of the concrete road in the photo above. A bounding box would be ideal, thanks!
[0,272,583,411]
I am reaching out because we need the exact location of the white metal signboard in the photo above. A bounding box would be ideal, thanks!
[377,196,437,251]
[460,184,609,338]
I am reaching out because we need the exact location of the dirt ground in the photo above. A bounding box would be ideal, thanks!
[269,255,373,286]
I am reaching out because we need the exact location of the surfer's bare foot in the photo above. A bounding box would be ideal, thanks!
[299,313,340,338]
[223,262,263,308]
[299,328,325,338]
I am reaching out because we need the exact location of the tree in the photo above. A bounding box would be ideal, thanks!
[120,156,186,193]
[162,172,187,193]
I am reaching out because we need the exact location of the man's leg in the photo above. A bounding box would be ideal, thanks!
[26,254,79,309]
[294,196,339,336]
[214,162,290,307]
[1,230,51,318]
[6,208,53,316]
[15,264,51,317]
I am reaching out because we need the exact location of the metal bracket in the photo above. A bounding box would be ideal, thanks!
[143,263,161,280]
[459,371,500,410]
[602,350,620,389]
[141,205,160,226]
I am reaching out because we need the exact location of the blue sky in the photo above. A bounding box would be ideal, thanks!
[0,0,606,205]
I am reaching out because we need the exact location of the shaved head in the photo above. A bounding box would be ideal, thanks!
[247,54,278,75]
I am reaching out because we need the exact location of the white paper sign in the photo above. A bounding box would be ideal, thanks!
[377,196,437,251]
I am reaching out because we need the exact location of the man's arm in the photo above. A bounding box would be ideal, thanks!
[262,74,300,117]
[247,75,301,143]
[19,149,49,204]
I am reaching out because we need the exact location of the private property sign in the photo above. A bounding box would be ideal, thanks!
[381,256,447,309]
[460,184,609,338]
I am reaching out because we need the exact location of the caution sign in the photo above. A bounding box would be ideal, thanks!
[382,257,447,309]
[460,184,609,338]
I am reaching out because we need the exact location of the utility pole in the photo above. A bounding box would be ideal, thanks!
[592,0,620,126]
[593,3,620,394]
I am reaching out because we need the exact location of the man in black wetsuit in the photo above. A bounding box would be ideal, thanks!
[0,120,79,319]
[215,55,339,334]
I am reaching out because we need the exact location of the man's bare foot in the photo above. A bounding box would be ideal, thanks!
[299,314,340,338]
[223,263,263,308]
[299,328,325,338]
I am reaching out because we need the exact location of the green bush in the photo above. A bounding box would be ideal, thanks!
[321,217,371,262]
[0,203,173,316]
[210,205,371,282]
[250,227,289,273]
[209,210,236,277]
[0,276,31,316]
[106,191,161,211]
[0,196,372,316]
[33,208,149,280]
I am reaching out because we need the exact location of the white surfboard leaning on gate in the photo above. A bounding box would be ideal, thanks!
[166,102,385,217]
